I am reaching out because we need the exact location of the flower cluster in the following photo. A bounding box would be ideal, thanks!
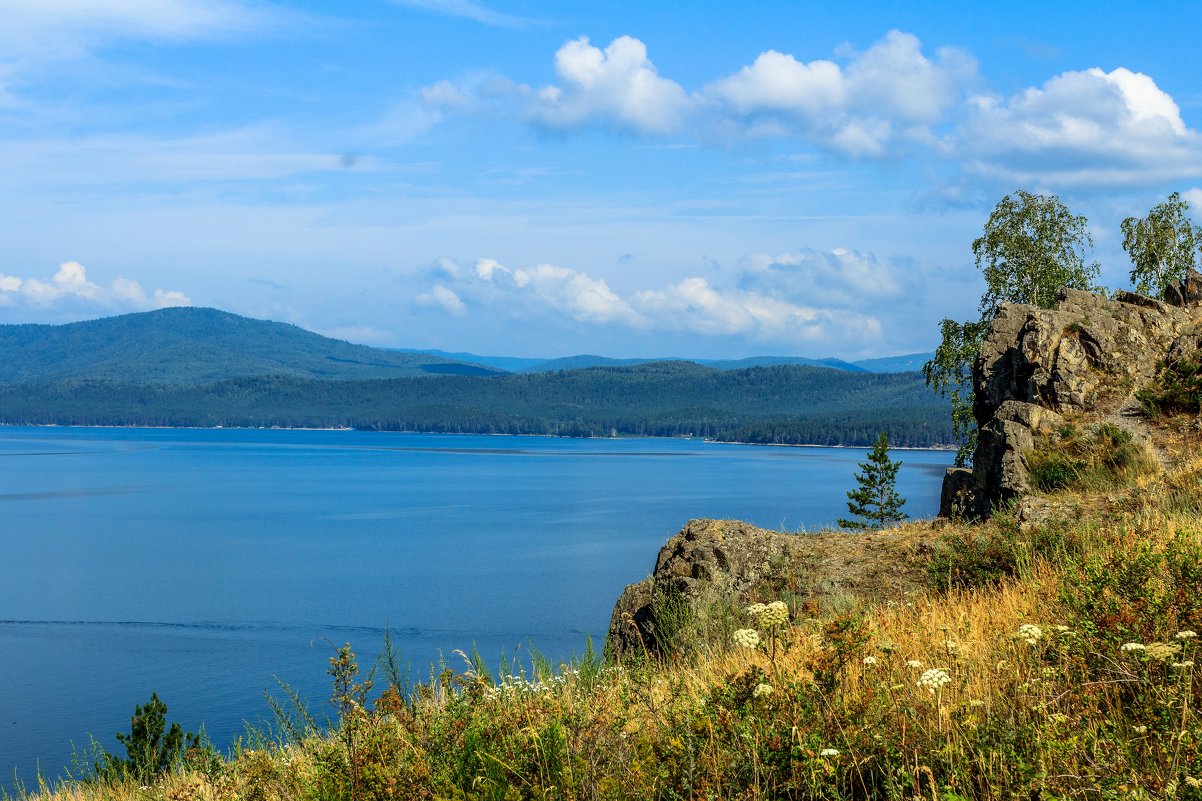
[732,628,761,649]
[818,748,840,758]
[1145,642,1183,662]
[862,656,878,666]
[1014,624,1043,646]
[905,659,924,670]
[747,601,790,629]
[752,683,773,698]
[1176,630,1198,641]
[1121,640,1188,663]
[917,667,951,693]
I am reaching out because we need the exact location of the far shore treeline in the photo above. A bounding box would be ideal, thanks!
[0,362,952,447]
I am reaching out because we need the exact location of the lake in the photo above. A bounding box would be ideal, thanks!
[0,427,953,789]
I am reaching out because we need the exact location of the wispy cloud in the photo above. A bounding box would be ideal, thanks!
[386,0,529,28]
[0,126,364,189]
[0,0,283,62]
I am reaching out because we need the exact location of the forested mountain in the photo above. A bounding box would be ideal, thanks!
[0,361,954,447]
[0,309,953,446]
[0,307,497,384]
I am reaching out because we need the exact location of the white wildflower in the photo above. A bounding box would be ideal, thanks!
[1134,725,1148,734]
[944,640,959,652]
[1015,624,1043,646]
[758,600,790,628]
[917,668,951,693]
[862,656,878,666]
[1175,630,1198,641]
[732,628,761,649]
[905,660,923,669]
[753,683,773,698]
[818,748,840,758]
[1146,641,1183,662]
[1171,661,1195,670]
[1120,642,1146,653]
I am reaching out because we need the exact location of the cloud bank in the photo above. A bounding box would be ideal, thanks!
[422,30,1202,189]
[416,254,888,347]
[0,262,191,311]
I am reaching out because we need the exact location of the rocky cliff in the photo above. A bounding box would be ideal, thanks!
[941,271,1202,517]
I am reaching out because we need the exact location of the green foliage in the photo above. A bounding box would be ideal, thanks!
[1059,530,1202,647]
[1138,353,1202,416]
[926,190,1101,465]
[923,318,988,465]
[96,692,208,782]
[971,189,1100,317]
[1026,423,1157,492]
[927,511,1086,591]
[1122,191,1202,297]
[837,432,908,530]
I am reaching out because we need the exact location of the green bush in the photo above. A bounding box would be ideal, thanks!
[95,693,212,782]
[1138,354,1202,416]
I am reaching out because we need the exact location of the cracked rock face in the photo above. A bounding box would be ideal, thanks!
[942,272,1202,517]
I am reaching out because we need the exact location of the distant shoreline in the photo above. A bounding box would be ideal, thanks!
[0,422,959,452]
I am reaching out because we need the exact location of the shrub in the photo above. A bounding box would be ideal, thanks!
[1138,354,1202,416]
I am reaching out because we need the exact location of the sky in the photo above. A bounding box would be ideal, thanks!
[1,0,1200,360]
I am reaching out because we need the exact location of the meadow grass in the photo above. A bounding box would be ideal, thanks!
[11,436,1202,799]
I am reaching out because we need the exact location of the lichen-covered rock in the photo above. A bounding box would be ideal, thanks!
[607,518,936,657]
[940,271,1202,517]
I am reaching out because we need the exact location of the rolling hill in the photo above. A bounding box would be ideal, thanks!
[0,308,497,384]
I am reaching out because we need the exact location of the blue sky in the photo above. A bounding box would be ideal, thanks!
[1,0,1200,359]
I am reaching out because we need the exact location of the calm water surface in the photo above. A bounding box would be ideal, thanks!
[0,427,953,788]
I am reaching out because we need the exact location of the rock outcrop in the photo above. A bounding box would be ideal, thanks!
[607,518,936,656]
[941,272,1202,517]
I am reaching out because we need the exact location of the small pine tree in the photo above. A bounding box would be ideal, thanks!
[97,692,200,782]
[838,432,908,530]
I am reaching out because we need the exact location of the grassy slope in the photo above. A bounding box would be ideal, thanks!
[17,423,1202,801]
[0,308,494,384]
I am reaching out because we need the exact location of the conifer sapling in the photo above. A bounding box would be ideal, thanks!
[838,432,908,530]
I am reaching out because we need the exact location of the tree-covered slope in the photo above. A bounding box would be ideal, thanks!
[0,361,954,446]
[0,307,497,384]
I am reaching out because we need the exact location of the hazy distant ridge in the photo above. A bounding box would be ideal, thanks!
[396,350,934,374]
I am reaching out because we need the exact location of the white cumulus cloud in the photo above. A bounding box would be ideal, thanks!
[529,36,693,135]
[0,261,191,311]
[706,30,975,155]
[957,66,1202,187]
[415,284,466,316]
